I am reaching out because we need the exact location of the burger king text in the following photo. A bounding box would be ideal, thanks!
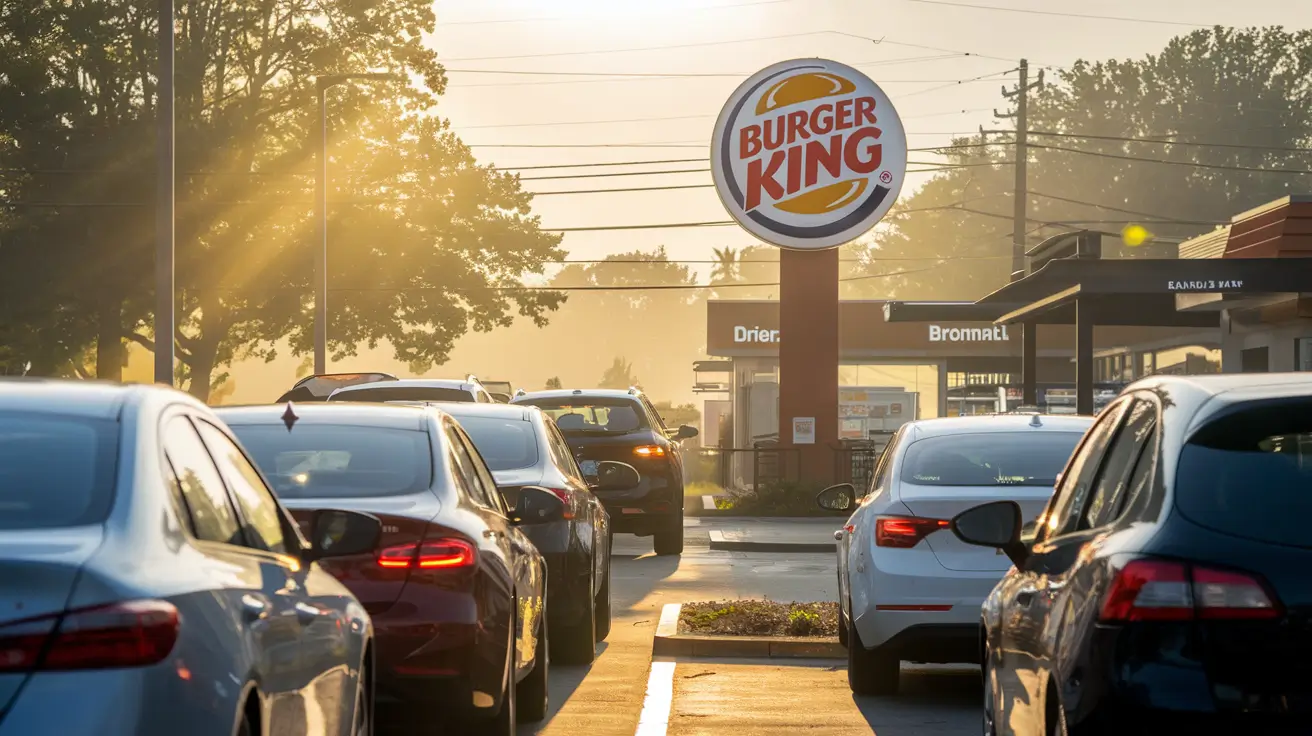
[739,96,883,211]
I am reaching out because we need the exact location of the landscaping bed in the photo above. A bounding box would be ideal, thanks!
[679,599,840,638]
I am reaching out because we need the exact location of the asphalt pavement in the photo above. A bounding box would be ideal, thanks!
[516,521,980,736]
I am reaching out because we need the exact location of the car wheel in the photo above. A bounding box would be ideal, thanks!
[846,605,899,696]
[594,557,612,642]
[653,510,684,556]
[837,606,849,649]
[555,570,597,665]
[517,612,550,722]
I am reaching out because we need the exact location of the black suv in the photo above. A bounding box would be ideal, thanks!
[511,388,697,555]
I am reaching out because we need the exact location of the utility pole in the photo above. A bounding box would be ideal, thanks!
[154,0,175,386]
[995,59,1044,282]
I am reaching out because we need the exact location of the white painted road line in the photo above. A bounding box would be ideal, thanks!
[634,660,676,736]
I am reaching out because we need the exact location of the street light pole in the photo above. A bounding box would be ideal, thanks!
[313,73,398,376]
[154,0,175,386]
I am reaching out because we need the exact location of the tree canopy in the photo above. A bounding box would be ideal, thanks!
[0,0,562,398]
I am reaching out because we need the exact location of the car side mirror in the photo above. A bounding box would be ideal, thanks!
[592,461,641,491]
[674,425,699,440]
[816,483,856,512]
[304,509,383,562]
[950,501,1028,568]
[514,487,566,525]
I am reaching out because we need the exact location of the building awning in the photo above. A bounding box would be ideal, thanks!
[975,257,1312,326]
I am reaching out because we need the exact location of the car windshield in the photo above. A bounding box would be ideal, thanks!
[447,414,539,471]
[1176,402,1312,550]
[0,413,118,530]
[329,386,473,403]
[899,431,1084,487]
[517,397,647,434]
[229,424,433,498]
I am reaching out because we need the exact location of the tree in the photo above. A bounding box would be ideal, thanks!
[599,357,639,390]
[0,0,563,400]
[651,400,699,428]
[544,376,562,390]
[854,26,1312,300]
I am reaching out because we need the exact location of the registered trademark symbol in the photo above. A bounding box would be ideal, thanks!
[879,171,893,184]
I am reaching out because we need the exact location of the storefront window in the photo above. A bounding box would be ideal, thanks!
[1153,345,1221,375]
[1296,338,1312,372]
[837,363,940,424]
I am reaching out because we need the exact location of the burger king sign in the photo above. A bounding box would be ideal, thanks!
[711,58,907,250]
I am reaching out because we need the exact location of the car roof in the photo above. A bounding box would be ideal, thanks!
[435,402,536,421]
[514,389,639,401]
[330,378,479,394]
[0,378,154,420]
[899,413,1094,440]
[215,401,436,431]
[1128,372,1312,403]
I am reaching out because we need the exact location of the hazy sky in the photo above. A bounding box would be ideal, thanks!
[427,0,1312,281]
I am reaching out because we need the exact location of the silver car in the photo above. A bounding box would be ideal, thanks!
[0,379,380,735]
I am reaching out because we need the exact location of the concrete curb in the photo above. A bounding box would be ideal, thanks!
[651,603,845,660]
[707,530,836,554]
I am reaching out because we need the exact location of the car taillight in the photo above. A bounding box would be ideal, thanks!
[0,600,179,673]
[634,445,666,458]
[875,516,948,548]
[378,539,477,569]
[1099,559,1281,623]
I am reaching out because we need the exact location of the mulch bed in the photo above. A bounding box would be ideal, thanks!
[678,599,840,638]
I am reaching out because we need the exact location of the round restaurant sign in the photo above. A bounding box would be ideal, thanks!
[711,58,907,250]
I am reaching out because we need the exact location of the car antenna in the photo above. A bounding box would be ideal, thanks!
[282,402,299,432]
[1029,414,1042,427]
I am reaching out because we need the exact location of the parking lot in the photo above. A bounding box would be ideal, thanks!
[513,521,978,736]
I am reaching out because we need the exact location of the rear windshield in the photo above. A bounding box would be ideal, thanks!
[448,415,539,471]
[329,386,473,403]
[0,414,119,530]
[1176,403,1312,549]
[517,397,647,434]
[899,432,1083,487]
[229,424,433,498]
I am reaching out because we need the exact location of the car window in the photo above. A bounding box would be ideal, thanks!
[1115,430,1159,524]
[1040,401,1127,541]
[1176,399,1312,550]
[454,425,509,514]
[546,421,585,480]
[642,398,668,431]
[330,385,475,403]
[0,413,118,531]
[445,414,538,471]
[445,423,504,513]
[195,421,288,555]
[228,423,434,499]
[1081,400,1157,531]
[163,416,243,546]
[899,431,1084,488]
[867,430,902,496]
[518,397,649,434]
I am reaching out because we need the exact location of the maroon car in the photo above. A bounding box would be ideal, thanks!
[218,402,560,735]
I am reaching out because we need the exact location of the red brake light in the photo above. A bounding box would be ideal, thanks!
[1099,559,1280,623]
[378,538,478,569]
[545,489,575,520]
[634,445,666,458]
[0,600,179,673]
[875,516,949,548]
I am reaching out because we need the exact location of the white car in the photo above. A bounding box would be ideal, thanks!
[818,413,1094,695]
[326,375,496,404]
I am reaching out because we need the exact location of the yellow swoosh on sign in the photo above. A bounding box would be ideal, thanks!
[772,178,869,215]
[755,72,856,115]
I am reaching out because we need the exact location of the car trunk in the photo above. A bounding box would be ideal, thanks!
[280,494,441,615]
[563,431,650,468]
[900,484,1053,571]
[1166,520,1312,712]
[0,527,104,714]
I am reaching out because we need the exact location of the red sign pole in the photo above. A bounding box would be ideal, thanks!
[778,248,840,484]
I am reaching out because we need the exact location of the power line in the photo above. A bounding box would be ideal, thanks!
[519,160,1001,181]
[446,55,968,89]
[459,106,998,131]
[1027,142,1312,175]
[1029,130,1312,155]
[897,68,1019,99]
[467,135,1005,150]
[498,158,706,171]
[439,0,796,26]
[1028,191,1226,225]
[899,0,1207,28]
[441,30,844,62]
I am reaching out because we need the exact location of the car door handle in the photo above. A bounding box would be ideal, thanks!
[241,594,269,622]
[295,602,321,624]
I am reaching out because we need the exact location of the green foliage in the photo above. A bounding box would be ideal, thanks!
[723,480,842,517]
[0,0,562,398]
[652,400,699,428]
[544,376,562,390]
[599,356,639,390]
